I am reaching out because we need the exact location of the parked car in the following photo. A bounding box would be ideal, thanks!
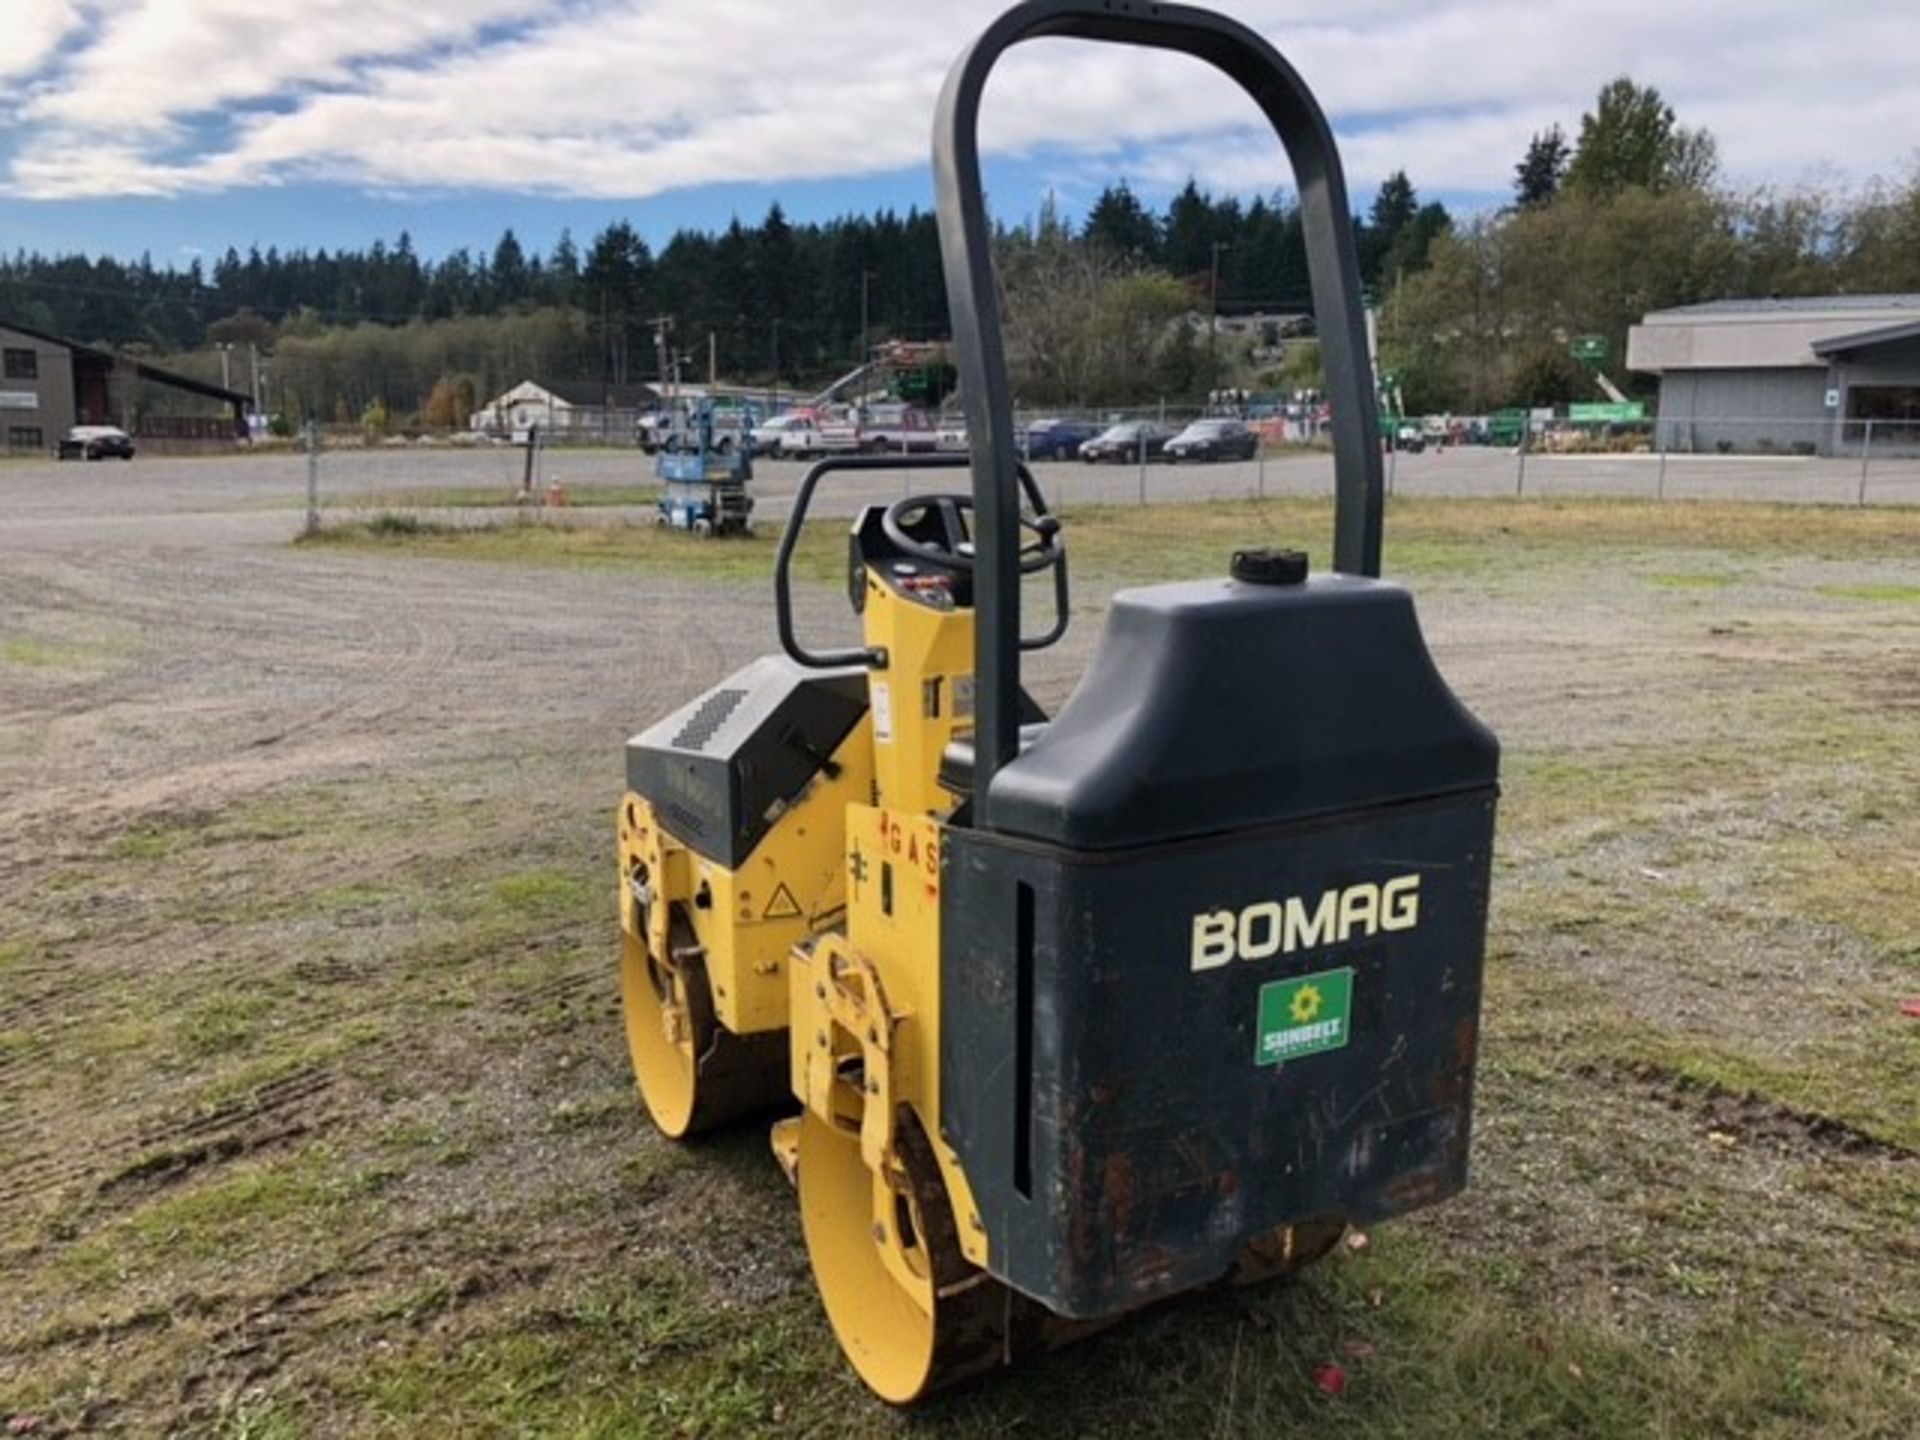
[58,425,136,460]
[858,402,938,454]
[750,413,810,456]
[777,410,862,457]
[934,419,968,452]
[1078,421,1174,463]
[1020,417,1101,461]
[1163,418,1258,462]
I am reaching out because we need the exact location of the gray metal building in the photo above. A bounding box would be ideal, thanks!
[1,319,249,455]
[1626,295,1920,455]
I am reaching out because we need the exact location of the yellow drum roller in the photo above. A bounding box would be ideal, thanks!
[615,0,1499,1402]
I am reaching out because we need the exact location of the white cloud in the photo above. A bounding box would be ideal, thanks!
[0,0,85,85]
[2,0,1918,206]
[23,0,535,130]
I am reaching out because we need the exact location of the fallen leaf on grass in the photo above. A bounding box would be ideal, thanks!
[7,1418,43,1436]
[1345,1230,1370,1252]
[1313,1363,1348,1396]
[1899,999,1920,1019]
[1342,1341,1377,1360]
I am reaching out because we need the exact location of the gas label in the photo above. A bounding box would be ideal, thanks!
[1190,875,1419,971]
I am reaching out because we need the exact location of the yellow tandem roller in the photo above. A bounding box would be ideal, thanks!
[615,0,1500,1402]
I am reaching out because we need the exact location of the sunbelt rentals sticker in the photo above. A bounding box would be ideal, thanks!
[1255,968,1354,1065]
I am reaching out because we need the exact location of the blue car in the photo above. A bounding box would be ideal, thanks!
[1020,417,1101,460]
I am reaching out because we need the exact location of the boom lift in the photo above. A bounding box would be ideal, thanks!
[615,0,1499,1401]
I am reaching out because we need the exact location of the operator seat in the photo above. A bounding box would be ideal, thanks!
[937,722,1047,797]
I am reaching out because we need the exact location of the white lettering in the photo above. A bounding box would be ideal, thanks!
[1191,875,1422,969]
[1283,891,1337,952]
[1382,873,1419,931]
[1336,882,1378,943]
[1238,901,1283,960]
[1190,910,1237,971]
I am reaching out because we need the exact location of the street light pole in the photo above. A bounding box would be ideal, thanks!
[216,341,232,392]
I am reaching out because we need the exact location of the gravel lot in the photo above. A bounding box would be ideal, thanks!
[2,456,1915,1433]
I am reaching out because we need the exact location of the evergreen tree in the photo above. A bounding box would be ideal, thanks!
[1514,126,1570,208]
[1359,172,1420,288]
[546,229,580,308]
[491,229,530,308]
[1084,182,1159,262]
[1162,179,1218,277]
[582,221,652,384]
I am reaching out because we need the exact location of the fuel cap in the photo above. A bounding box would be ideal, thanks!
[1230,547,1309,585]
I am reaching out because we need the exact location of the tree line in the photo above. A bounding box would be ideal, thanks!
[0,171,1445,422]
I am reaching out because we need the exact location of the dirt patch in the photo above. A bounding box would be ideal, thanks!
[1598,1059,1917,1162]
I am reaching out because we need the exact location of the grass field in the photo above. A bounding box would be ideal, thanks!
[5,496,1917,1436]
[308,483,661,514]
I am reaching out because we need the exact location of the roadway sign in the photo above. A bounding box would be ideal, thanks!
[1568,401,1645,423]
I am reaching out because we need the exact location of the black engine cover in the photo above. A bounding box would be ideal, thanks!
[626,656,867,867]
[940,572,1498,1319]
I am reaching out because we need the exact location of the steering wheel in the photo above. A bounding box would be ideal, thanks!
[881,492,1062,575]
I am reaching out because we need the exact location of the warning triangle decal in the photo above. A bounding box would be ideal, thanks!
[762,882,803,920]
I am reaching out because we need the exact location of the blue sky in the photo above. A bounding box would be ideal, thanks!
[2,1,1917,266]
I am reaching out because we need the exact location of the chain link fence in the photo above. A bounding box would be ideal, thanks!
[1004,410,1920,508]
[288,410,1920,537]
[289,423,655,534]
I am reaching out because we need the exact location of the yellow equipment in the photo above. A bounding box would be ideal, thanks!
[616,0,1499,1403]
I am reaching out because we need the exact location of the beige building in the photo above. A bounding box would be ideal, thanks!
[1627,295,1920,455]
[470,379,660,442]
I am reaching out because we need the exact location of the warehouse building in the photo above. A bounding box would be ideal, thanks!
[1627,295,1920,455]
[1,319,250,454]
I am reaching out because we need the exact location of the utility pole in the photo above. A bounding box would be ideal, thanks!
[769,318,782,413]
[1208,241,1232,379]
[858,269,876,365]
[708,331,717,386]
[651,316,675,433]
[248,343,262,418]
[216,341,233,392]
[651,316,672,386]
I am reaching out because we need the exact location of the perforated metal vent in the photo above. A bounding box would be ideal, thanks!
[672,687,747,751]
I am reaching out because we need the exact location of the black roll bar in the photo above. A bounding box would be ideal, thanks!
[933,0,1385,827]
